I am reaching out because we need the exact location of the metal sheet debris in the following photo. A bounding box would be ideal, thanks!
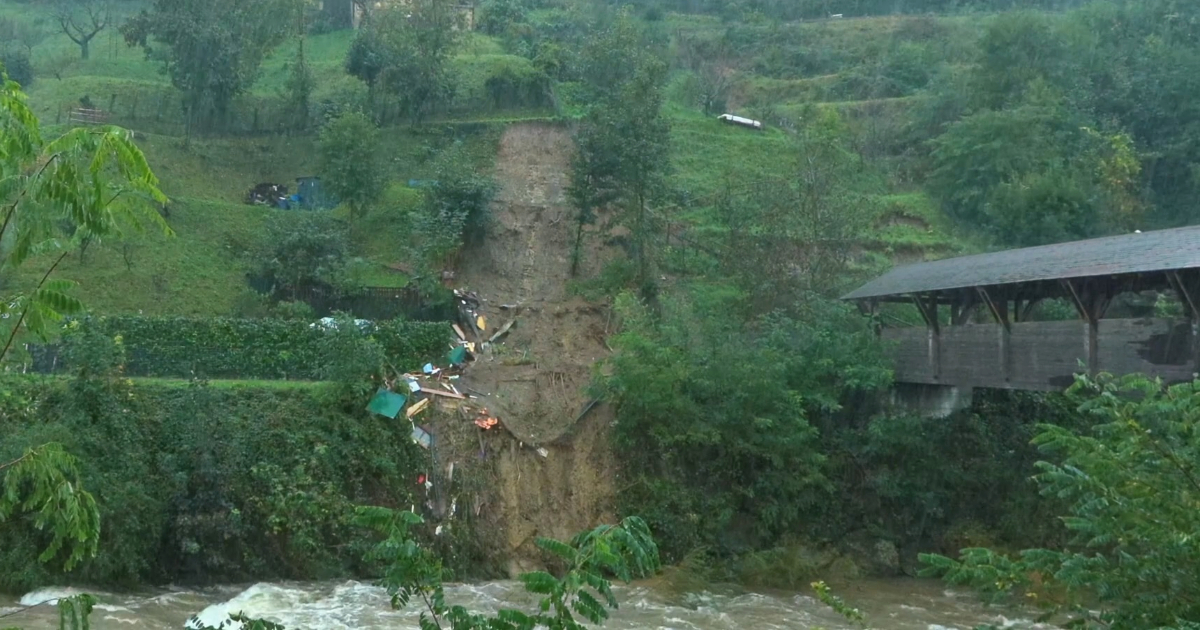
[367,388,407,419]
[411,424,433,450]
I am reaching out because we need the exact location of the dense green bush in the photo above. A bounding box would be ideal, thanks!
[605,289,892,561]
[0,50,33,87]
[452,54,552,112]
[818,389,1085,555]
[0,375,427,590]
[30,316,449,380]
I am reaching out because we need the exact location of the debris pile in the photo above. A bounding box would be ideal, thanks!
[246,182,290,207]
[364,287,519,453]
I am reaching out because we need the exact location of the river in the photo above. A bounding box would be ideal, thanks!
[1,578,1050,630]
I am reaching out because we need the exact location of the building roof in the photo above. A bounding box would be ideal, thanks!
[843,225,1200,300]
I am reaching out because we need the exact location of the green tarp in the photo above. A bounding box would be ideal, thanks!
[447,346,467,366]
[367,388,407,419]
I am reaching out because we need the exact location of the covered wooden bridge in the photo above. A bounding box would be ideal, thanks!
[843,226,1200,411]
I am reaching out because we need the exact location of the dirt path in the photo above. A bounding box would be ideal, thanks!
[451,123,620,575]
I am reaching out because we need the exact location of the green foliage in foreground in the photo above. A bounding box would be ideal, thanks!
[923,373,1200,629]
[0,69,165,591]
[0,444,99,571]
[30,315,449,380]
[0,370,426,591]
[354,509,660,630]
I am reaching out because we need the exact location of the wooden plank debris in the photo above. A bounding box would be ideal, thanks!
[406,398,431,418]
[421,387,466,400]
[452,324,467,341]
[489,319,516,343]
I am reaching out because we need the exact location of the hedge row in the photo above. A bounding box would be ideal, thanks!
[31,316,450,380]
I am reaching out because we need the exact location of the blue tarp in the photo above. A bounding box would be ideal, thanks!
[294,176,336,210]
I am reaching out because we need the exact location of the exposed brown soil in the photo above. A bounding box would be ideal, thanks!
[428,123,622,576]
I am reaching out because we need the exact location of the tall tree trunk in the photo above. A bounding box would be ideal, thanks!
[80,38,90,60]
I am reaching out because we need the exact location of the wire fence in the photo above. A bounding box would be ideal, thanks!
[53,89,305,137]
[290,284,457,322]
[50,77,557,138]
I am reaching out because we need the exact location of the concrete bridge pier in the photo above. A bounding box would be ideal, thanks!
[890,382,973,418]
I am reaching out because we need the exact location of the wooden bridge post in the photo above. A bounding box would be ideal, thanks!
[913,294,940,382]
[976,287,1012,384]
[1062,279,1113,376]
[1168,270,1200,377]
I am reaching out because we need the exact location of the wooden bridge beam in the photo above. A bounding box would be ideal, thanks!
[950,290,978,326]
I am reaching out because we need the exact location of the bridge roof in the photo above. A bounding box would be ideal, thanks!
[843,225,1200,300]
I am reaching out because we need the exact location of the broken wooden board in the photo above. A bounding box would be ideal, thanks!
[421,387,466,400]
[406,397,431,418]
[489,319,516,343]
[452,324,467,341]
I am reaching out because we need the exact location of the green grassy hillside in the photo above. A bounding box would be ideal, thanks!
[2,0,989,317]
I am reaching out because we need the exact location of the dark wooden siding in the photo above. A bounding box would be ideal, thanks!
[884,318,1196,391]
[1009,321,1088,390]
[1097,319,1196,383]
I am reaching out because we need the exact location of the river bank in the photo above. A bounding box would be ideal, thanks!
[2,577,1049,630]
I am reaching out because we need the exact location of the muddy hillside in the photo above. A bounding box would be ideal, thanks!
[440,123,624,576]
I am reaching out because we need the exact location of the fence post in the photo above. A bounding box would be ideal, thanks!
[108,93,117,114]
[131,93,139,120]
[253,106,259,132]
[156,94,165,121]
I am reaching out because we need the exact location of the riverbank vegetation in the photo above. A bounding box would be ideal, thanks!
[4,0,1200,627]
[0,317,436,591]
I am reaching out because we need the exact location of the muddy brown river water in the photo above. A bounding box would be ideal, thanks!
[2,578,1051,630]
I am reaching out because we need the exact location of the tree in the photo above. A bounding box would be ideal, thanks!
[415,147,499,266]
[717,106,876,310]
[675,31,734,115]
[0,50,34,87]
[569,12,670,291]
[52,0,110,60]
[121,0,301,131]
[602,288,890,560]
[318,111,384,219]
[928,85,1142,247]
[319,0,354,30]
[346,0,459,124]
[0,73,167,572]
[477,0,527,37]
[923,373,1200,629]
[252,213,350,300]
[14,20,49,58]
[283,38,315,130]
